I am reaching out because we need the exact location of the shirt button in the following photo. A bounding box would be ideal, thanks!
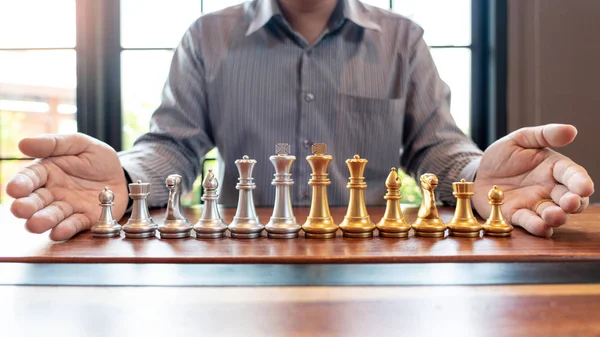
[304,93,315,102]
[303,139,310,149]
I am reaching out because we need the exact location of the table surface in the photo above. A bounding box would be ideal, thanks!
[3,204,600,336]
[1,204,600,264]
[2,284,600,337]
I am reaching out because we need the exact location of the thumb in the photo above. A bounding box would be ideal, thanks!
[509,124,577,149]
[19,133,97,158]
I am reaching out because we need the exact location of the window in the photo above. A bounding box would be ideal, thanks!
[1,0,504,205]
[0,0,77,203]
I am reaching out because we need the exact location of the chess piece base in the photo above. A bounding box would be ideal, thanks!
[91,223,121,238]
[305,232,336,239]
[482,220,513,237]
[159,231,190,239]
[484,230,512,237]
[196,232,226,239]
[268,232,299,239]
[415,231,445,238]
[449,230,481,238]
[265,218,301,238]
[92,232,121,238]
[379,231,409,238]
[231,232,262,239]
[124,231,156,239]
[302,216,338,239]
[411,217,446,238]
[343,231,374,238]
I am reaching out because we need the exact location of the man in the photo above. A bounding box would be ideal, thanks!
[5,0,594,241]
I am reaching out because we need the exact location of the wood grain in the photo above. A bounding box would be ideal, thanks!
[1,284,600,336]
[1,204,600,263]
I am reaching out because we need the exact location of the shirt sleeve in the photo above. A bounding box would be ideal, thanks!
[400,26,483,205]
[118,23,214,208]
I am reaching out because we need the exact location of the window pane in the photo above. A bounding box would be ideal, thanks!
[360,0,390,9]
[202,0,245,14]
[0,0,76,48]
[430,48,471,134]
[121,50,174,149]
[393,0,471,46]
[0,51,77,158]
[121,0,201,48]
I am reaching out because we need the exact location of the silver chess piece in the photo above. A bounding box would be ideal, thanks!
[122,180,157,239]
[265,143,301,238]
[228,155,264,238]
[91,187,121,238]
[193,170,228,239]
[158,174,192,239]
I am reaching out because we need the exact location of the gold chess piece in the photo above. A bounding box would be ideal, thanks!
[339,155,376,238]
[482,185,514,237]
[377,168,411,238]
[412,173,447,238]
[301,143,338,239]
[447,179,482,237]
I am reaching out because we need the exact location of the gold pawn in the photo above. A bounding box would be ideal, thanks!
[412,173,447,238]
[482,185,513,237]
[377,168,411,238]
[339,155,376,238]
[447,179,482,237]
[301,143,338,239]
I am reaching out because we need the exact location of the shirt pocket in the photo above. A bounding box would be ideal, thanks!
[330,93,406,154]
[338,93,406,116]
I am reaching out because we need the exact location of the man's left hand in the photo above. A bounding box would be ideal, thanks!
[473,124,594,237]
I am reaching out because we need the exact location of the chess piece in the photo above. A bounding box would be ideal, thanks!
[447,179,482,237]
[302,143,338,239]
[376,168,411,238]
[122,180,157,239]
[482,185,514,237]
[90,187,121,238]
[193,170,228,239]
[158,174,192,239]
[228,155,264,238]
[412,173,447,238]
[339,155,376,238]
[265,143,301,239]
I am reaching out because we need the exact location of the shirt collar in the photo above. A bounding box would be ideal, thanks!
[245,0,381,36]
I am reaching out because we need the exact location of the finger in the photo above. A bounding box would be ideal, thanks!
[24,201,74,234]
[49,213,92,241]
[535,201,568,227]
[509,124,577,149]
[550,184,584,213]
[574,197,590,214]
[19,133,95,158]
[10,188,55,219]
[512,208,554,237]
[553,159,595,197]
[5,162,48,198]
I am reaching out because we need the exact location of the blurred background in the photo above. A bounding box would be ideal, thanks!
[2,0,597,205]
[0,0,475,205]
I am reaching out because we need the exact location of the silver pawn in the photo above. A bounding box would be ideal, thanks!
[91,187,121,238]
[265,143,300,238]
[193,170,228,238]
[122,180,157,239]
[158,174,192,239]
[228,155,264,238]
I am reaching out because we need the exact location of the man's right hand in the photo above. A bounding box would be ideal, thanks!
[5,133,129,241]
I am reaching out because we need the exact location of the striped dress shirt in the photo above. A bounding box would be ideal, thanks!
[119,0,483,208]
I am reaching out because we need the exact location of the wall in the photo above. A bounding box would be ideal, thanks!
[508,0,600,202]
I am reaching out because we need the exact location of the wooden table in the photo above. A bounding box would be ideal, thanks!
[2,204,600,336]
